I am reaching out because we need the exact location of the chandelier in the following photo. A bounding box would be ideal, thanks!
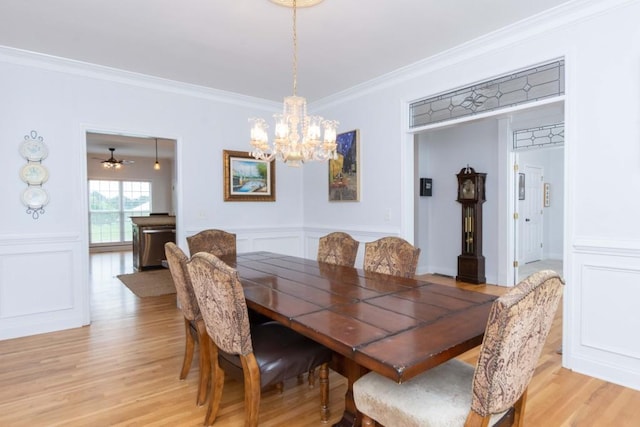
[249,0,338,167]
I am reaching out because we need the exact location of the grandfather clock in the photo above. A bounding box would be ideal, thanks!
[456,166,486,284]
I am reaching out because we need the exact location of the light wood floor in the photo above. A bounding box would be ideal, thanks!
[0,252,638,426]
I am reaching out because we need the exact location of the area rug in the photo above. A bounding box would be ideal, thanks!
[117,268,176,298]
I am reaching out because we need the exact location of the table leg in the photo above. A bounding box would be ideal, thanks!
[331,353,368,427]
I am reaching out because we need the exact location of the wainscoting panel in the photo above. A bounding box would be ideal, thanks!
[568,240,640,391]
[0,234,87,340]
[183,227,304,258]
[1,250,73,317]
[581,264,640,359]
[251,235,301,256]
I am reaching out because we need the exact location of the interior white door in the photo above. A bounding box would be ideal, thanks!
[519,165,544,264]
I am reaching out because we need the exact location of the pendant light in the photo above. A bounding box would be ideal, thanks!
[154,138,160,170]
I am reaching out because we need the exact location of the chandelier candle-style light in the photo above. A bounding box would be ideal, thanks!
[249,0,338,167]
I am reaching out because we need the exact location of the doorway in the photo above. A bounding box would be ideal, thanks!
[414,102,564,286]
[514,144,565,282]
[519,164,544,264]
[85,131,177,252]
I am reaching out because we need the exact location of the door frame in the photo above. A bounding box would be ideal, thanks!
[405,98,564,287]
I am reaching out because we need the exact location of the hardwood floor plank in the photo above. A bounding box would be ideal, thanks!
[0,252,638,426]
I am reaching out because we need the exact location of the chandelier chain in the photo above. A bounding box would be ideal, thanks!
[292,0,297,96]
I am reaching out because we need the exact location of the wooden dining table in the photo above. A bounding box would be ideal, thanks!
[223,251,497,427]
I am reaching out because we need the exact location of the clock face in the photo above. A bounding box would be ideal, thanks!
[461,179,475,199]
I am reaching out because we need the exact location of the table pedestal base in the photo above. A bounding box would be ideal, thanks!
[331,353,369,427]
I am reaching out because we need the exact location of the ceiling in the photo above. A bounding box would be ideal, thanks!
[1,0,573,158]
[86,133,176,161]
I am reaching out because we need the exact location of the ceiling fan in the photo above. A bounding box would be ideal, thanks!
[95,147,135,169]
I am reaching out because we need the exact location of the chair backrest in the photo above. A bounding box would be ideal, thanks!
[317,232,360,267]
[187,229,237,257]
[363,236,420,278]
[471,269,564,417]
[186,252,253,356]
[164,242,200,321]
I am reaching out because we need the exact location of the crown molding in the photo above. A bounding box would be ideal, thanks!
[0,46,280,111]
[311,0,633,110]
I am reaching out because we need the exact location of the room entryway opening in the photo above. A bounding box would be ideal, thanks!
[410,59,565,287]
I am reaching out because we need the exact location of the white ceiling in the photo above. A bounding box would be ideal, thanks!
[0,0,573,158]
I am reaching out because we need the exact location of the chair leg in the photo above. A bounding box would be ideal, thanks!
[196,318,211,406]
[319,363,330,423]
[204,340,225,426]
[241,353,262,427]
[308,367,316,388]
[513,389,528,427]
[362,415,376,427]
[180,317,196,380]
[464,410,491,427]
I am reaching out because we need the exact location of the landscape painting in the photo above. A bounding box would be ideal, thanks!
[223,150,275,201]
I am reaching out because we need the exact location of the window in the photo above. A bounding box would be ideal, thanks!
[410,60,565,128]
[89,180,151,245]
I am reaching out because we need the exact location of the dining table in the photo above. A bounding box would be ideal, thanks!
[222,251,497,427]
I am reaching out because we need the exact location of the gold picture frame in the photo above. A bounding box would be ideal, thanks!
[328,129,359,201]
[223,150,275,202]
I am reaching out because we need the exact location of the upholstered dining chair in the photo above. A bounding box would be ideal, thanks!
[186,252,333,427]
[353,269,564,427]
[164,242,210,406]
[186,229,236,257]
[363,236,420,278]
[317,231,360,267]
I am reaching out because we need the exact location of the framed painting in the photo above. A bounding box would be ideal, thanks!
[223,150,275,202]
[328,129,359,201]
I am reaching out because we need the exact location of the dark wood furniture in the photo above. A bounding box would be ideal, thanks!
[456,166,487,284]
[223,252,497,427]
[187,252,332,427]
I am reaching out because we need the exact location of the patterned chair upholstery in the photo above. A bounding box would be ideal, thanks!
[186,229,236,257]
[363,236,420,278]
[186,252,333,427]
[353,270,564,427]
[164,242,210,406]
[317,232,360,267]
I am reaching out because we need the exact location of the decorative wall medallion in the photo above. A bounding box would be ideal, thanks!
[19,131,48,161]
[19,130,49,219]
[21,186,49,208]
[20,163,49,185]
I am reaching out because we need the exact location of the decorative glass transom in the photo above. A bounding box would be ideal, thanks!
[513,123,564,150]
[410,60,565,128]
